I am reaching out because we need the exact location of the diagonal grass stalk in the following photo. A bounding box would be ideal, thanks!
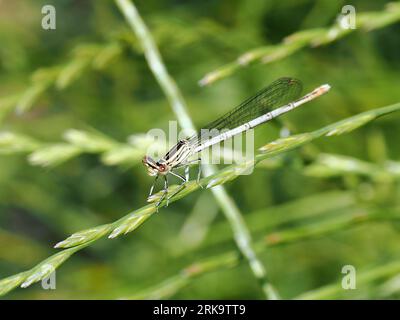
[127,207,400,299]
[0,101,399,297]
[199,2,400,86]
[114,0,277,299]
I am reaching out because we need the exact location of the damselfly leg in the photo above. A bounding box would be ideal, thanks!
[155,175,169,208]
[166,170,187,203]
[149,158,203,209]
[174,158,203,186]
[148,175,159,199]
[166,158,203,203]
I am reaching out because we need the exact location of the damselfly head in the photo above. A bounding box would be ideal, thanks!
[142,156,169,176]
[142,156,159,176]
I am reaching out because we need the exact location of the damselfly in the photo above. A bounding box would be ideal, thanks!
[143,77,331,207]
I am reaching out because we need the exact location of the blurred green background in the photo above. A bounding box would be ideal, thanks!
[1,0,400,299]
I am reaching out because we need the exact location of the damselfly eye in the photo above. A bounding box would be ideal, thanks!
[158,163,166,172]
[143,156,158,168]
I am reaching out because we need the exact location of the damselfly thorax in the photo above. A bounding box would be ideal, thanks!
[142,77,331,208]
[142,139,192,176]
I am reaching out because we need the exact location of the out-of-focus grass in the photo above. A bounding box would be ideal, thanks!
[1,100,400,297]
[199,2,400,86]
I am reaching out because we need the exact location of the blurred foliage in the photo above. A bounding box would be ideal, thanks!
[1,0,400,299]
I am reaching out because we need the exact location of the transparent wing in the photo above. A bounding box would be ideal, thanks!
[190,77,303,144]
